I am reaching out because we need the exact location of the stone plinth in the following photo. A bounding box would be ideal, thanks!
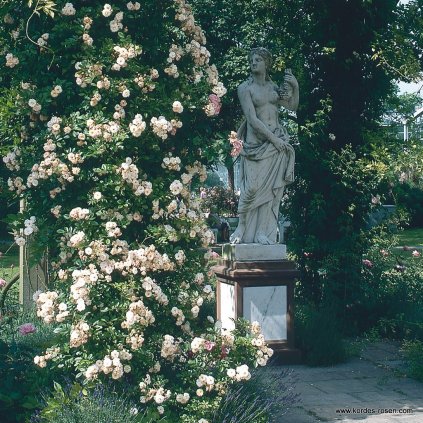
[213,245,301,363]
[223,243,286,261]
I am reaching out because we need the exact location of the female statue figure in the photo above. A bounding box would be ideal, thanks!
[230,48,299,245]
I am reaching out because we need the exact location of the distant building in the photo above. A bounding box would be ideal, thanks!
[386,107,423,141]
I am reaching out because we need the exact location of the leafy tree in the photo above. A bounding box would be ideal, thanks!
[288,0,423,319]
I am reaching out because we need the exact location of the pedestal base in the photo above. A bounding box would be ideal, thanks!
[213,248,302,364]
[270,346,302,365]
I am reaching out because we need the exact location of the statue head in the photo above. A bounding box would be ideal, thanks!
[249,47,272,80]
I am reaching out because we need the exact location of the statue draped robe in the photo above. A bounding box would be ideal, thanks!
[236,120,295,243]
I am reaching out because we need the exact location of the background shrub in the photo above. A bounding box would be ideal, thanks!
[33,382,151,423]
[211,367,299,423]
[295,303,346,366]
[0,308,59,423]
[402,340,423,382]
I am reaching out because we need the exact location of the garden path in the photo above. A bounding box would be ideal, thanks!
[275,341,423,422]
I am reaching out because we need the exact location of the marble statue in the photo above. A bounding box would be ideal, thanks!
[230,48,299,245]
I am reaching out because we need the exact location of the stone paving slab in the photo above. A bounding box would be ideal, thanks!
[272,341,423,422]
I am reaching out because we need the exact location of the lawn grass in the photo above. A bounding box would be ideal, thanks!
[0,242,20,305]
[0,244,19,277]
[396,228,423,247]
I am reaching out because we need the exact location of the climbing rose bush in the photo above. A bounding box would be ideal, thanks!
[0,1,272,421]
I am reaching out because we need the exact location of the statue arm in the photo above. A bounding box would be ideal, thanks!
[279,73,299,111]
[238,84,288,151]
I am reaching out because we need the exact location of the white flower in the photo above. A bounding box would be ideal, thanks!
[172,101,183,113]
[175,249,185,264]
[117,56,126,66]
[5,53,19,68]
[33,290,43,302]
[190,337,204,353]
[129,114,146,137]
[129,407,138,416]
[23,226,33,236]
[227,368,236,378]
[3,13,14,24]
[127,1,141,10]
[110,21,120,32]
[93,191,102,200]
[251,321,261,335]
[61,2,76,16]
[69,231,85,247]
[150,116,172,139]
[169,180,183,195]
[102,4,113,17]
[76,299,86,311]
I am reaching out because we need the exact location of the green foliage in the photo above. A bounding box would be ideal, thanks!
[295,303,347,366]
[397,227,423,247]
[383,92,423,125]
[352,222,423,338]
[203,170,224,189]
[402,340,423,382]
[394,183,423,227]
[0,308,59,423]
[287,0,423,322]
[211,367,299,423]
[35,382,152,423]
[201,186,238,216]
[288,143,381,306]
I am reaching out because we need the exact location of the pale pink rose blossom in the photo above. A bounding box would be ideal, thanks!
[362,259,373,268]
[204,340,215,351]
[208,94,221,114]
[19,323,37,335]
[228,131,243,157]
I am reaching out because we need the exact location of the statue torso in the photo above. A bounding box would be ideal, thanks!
[246,81,282,145]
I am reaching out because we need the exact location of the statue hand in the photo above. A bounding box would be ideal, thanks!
[282,73,299,90]
[273,138,290,152]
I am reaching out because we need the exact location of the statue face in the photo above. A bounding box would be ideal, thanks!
[250,54,266,75]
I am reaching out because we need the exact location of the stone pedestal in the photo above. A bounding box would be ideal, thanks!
[213,244,301,363]
[223,243,287,261]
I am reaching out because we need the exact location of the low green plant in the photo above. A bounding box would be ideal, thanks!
[34,382,154,423]
[402,340,423,382]
[211,367,299,423]
[295,304,347,366]
[0,308,59,423]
